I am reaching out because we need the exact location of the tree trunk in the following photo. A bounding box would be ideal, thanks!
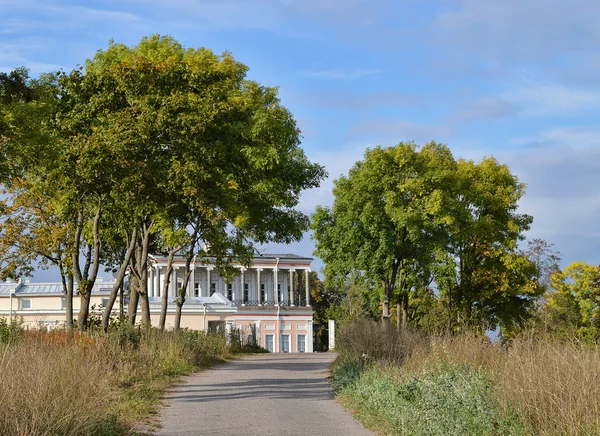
[159,249,177,332]
[134,222,152,328]
[119,282,124,319]
[77,290,91,329]
[382,295,391,323]
[174,223,200,332]
[66,274,74,329]
[128,274,139,326]
[401,293,408,328]
[73,208,102,330]
[174,260,193,332]
[102,228,137,332]
[139,262,151,328]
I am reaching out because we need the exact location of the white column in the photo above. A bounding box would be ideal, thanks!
[148,268,154,297]
[206,266,213,296]
[256,268,262,305]
[305,269,311,307]
[172,267,179,298]
[188,265,195,296]
[274,267,278,305]
[155,265,160,298]
[289,269,295,306]
[241,268,246,305]
[307,319,313,352]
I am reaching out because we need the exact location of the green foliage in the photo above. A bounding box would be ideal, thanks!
[313,141,539,333]
[1,35,325,330]
[312,142,455,322]
[542,261,600,342]
[331,359,366,392]
[338,364,525,436]
[0,317,21,344]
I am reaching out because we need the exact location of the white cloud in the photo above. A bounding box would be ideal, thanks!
[431,0,600,61]
[498,136,600,267]
[503,82,600,116]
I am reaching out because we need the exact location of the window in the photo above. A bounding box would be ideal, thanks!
[20,299,31,310]
[260,283,266,302]
[280,334,290,353]
[194,282,200,297]
[297,334,306,353]
[243,283,249,301]
[227,283,233,301]
[210,282,216,296]
[101,298,109,308]
[265,334,274,353]
[61,297,66,310]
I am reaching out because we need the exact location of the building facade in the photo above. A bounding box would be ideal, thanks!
[0,253,315,353]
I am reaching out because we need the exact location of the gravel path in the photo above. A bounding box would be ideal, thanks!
[156,353,372,436]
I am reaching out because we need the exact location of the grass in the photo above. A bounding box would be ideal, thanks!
[0,320,248,436]
[332,320,600,435]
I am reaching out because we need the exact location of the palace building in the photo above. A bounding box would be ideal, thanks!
[0,253,315,353]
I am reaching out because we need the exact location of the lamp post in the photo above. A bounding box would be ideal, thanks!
[9,288,15,324]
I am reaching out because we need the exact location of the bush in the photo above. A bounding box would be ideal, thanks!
[334,320,600,435]
[0,317,21,344]
[339,364,524,436]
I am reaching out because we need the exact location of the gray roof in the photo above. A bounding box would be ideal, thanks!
[0,283,19,296]
[0,281,116,296]
[255,253,313,260]
[158,252,313,262]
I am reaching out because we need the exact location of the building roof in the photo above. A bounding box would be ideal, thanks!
[255,253,313,260]
[0,280,116,296]
[0,283,18,296]
[155,252,313,263]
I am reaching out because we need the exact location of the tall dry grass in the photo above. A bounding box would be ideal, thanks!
[0,326,231,436]
[0,335,117,436]
[336,320,600,435]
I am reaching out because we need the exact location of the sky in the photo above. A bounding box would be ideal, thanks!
[1,0,599,280]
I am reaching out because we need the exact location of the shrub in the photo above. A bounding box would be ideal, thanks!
[334,321,600,435]
[0,317,21,344]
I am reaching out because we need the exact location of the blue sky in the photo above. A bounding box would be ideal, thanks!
[2,0,599,280]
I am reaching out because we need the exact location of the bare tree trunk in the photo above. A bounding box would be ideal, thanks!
[131,222,152,328]
[174,256,193,332]
[128,274,139,326]
[66,274,74,329]
[119,282,124,319]
[174,224,200,332]
[382,293,391,323]
[139,263,151,328]
[102,227,137,332]
[74,209,102,330]
[401,293,408,328]
[159,248,177,332]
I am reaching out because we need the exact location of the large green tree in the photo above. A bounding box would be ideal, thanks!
[2,36,325,330]
[435,157,540,333]
[311,142,456,323]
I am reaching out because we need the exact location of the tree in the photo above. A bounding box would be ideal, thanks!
[47,35,325,330]
[543,261,600,342]
[434,157,540,333]
[311,142,456,324]
[526,238,562,293]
